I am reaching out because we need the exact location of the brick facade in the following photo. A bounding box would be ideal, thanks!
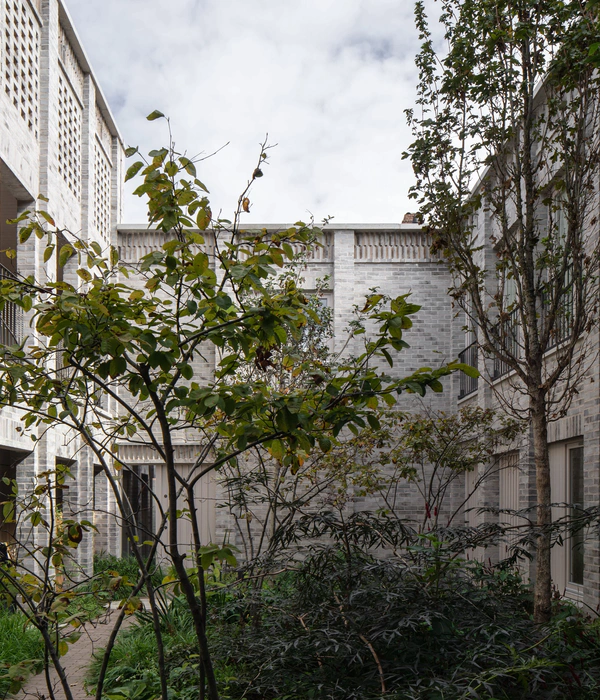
[2,0,599,613]
[0,0,124,572]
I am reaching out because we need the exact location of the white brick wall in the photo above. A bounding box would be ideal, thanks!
[0,0,125,573]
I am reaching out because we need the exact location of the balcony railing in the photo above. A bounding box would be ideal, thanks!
[492,309,520,380]
[0,264,22,346]
[458,340,478,399]
[543,269,573,351]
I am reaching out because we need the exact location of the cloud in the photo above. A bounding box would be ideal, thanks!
[64,0,436,225]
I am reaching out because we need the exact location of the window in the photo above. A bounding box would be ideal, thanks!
[498,452,523,560]
[458,304,478,399]
[542,196,574,350]
[569,445,584,586]
[492,274,520,379]
[549,439,584,599]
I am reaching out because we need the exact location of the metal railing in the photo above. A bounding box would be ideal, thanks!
[0,264,22,346]
[543,269,574,351]
[492,309,520,380]
[458,340,478,398]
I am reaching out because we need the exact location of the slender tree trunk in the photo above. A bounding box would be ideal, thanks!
[531,390,552,624]
[164,445,219,699]
[187,484,210,700]
[38,621,74,700]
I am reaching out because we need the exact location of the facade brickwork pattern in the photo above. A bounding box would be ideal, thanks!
[1,0,40,136]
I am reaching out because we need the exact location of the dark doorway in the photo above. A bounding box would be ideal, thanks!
[0,448,31,546]
[121,465,154,559]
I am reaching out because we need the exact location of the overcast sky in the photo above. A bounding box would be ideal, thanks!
[65,0,439,226]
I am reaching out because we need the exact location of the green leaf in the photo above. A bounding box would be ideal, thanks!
[179,157,197,177]
[58,244,75,267]
[381,348,394,367]
[109,357,127,378]
[39,210,55,226]
[366,413,380,431]
[2,501,15,521]
[125,161,144,182]
[454,362,480,379]
[125,146,138,157]
[180,364,193,380]
[318,436,332,453]
[361,294,383,312]
[197,207,212,231]
[129,290,144,302]
[282,242,294,260]
[77,268,92,282]
[147,110,165,121]
[269,439,285,460]
[165,160,178,177]
[19,227,33,244]
[43,245,55,263]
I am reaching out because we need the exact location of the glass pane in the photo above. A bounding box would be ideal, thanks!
[569,446,584,585]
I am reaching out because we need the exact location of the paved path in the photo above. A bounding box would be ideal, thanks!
[15,611,133,700]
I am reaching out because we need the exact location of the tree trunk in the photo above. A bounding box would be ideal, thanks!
[531,390,552,624]
[165,454,219,700]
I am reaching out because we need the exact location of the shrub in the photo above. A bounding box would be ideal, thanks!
[87,596,206,700]
[208,525,600,699]
[93,552,164,598]
[88,543,600,700]
[0,608,44,696]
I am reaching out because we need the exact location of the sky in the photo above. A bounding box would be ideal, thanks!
[64,0,439,226]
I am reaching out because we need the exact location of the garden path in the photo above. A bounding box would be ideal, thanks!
[15,609,133,700]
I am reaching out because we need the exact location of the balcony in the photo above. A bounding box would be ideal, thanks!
[0,263,22,346]
[458,340,478,399]
[543,271,573,351]
[492,309,519,380]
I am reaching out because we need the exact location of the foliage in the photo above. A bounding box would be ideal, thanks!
[93,552,164,598]
[0,607,44,697]
[219,402,512,569]
[89,520,600,700]
[335,405,522,531]
[213,549,600,699]
[87,595,216,700]
[0,114,465,700]
[0,466,107,697]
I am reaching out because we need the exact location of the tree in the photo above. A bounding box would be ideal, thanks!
[405,0,600,622]
[0,116,461,700]
[362,406,522,533]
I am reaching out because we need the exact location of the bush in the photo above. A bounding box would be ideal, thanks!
[87,596,206,700]
[0,608,44,696]
[211,544,600,699]
[93,552,164,598]
[86,520,600,700]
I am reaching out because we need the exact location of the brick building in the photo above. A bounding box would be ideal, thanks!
[0,0,124,571]
[1,0,598,610]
